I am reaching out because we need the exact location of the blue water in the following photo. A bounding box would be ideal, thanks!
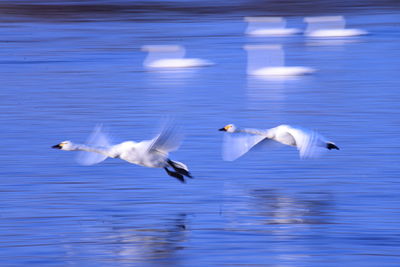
[1,2,400,266]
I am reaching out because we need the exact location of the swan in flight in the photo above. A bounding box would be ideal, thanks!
[142,45,213,69]
[218,124,339,161]
[52,125,192,183]
[244,17,301,36]
[304,16,368,37]
[244,45,315,77]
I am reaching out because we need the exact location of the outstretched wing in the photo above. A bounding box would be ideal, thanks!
[285,126,328,159]
[222,132,268,161]
[147,122,183,154]
[76,124,112,165]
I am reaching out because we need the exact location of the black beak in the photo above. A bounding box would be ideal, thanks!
[52,144,62,149]
[218,127,226,131]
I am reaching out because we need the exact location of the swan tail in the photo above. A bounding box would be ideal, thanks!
[167,159,193,178]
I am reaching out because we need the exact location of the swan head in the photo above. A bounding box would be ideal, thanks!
[218,124,237,133]
[52,141,76,151]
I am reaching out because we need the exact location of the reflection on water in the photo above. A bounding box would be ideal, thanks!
[105,213,187,264]
[222,183,332,227]
[250,189,332,225]
[144,69,199,87]
[305,37,363,47]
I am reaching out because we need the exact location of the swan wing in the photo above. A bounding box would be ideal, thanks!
[147,123,182,154]
[285,125,327,158]
[76,124,112,165]
[222,132,268,161]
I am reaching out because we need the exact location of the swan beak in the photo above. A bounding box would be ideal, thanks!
[218,127,227,131]
[52,144,62,149]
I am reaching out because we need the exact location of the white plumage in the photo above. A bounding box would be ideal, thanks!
[244,45,316,77]
[304,16,368,37]
[52,124,192,183]
[244,17,301,36]
[142,45,213,69]
[219,124,339,161]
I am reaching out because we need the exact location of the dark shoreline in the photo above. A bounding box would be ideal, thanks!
[1,0,399,22]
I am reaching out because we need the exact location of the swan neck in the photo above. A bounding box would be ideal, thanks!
[74,144,110,157]
[237,128,267,136]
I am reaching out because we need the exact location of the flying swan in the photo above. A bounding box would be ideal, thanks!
[218,124,339,161]
[52,124,192,183]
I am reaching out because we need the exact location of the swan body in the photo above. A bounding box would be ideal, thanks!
[142,45,213,69]
[247,28,301,36]
[245,16,301,36]
[219,124,339,161]
[306,29,368,37]
[52,125,192,183]
[251,66,315,76]
[244,45,316,77]
[304,16,368,38]
[145,58,213,69]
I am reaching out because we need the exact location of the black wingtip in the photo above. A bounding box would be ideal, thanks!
[327,143,339,150]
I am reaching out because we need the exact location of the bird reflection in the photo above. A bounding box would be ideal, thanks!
[222,183,333,227]
[305,37,363,47]
[250,189,333,225]
[106,213,188,263]
[144,68,198,87]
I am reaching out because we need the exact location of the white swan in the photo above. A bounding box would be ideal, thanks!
[218,124,339,161]
[304,16,368,37]
[245,16,301,36]
[244,45,316,77]
[142,45,213,69]
[52,125,192,183]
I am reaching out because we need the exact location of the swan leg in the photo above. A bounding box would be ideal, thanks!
[326,142,339,150]
[167,159,193,178]
[164,167,185,183]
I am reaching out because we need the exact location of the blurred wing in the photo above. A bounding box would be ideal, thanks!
[222,132,267,161]
[287,126,327,159]
[76,124,112,166]
[148,122,182,153]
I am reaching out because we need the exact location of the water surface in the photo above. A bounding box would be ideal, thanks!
[1,1,400,266]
